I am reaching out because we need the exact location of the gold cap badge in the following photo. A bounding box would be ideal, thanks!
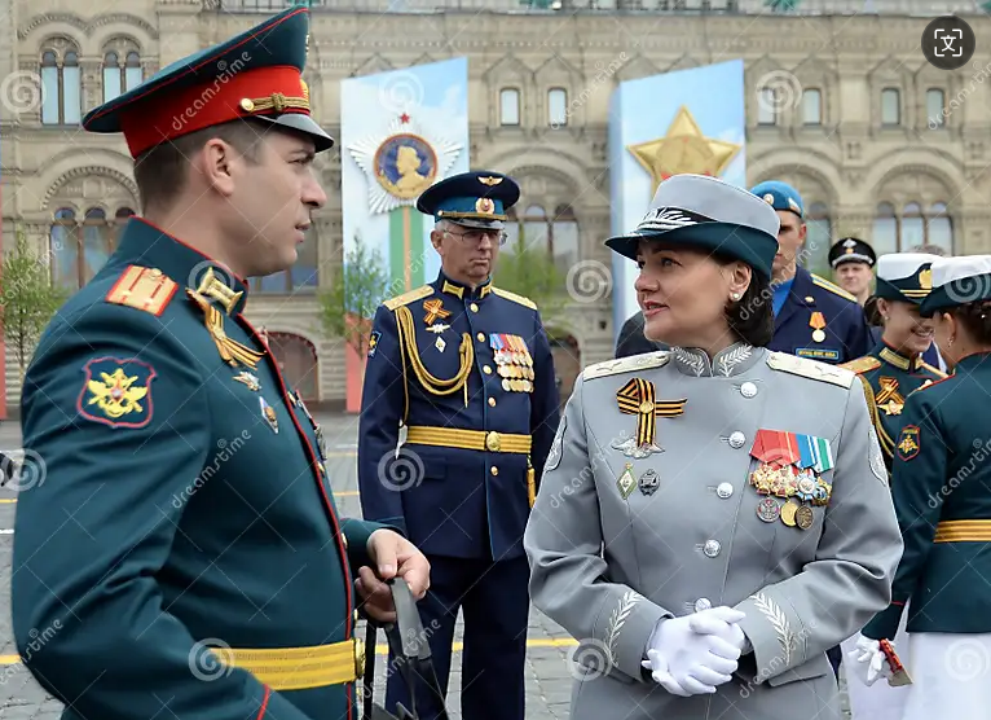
[476,198,495,215]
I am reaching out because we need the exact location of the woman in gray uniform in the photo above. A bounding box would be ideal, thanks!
[523,173,903,720]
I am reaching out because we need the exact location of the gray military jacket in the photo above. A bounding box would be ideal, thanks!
[524,343,903,720]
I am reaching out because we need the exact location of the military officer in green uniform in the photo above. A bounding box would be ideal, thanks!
[11,8,429,720]
[840,253,947,473]
[850,255,991,720]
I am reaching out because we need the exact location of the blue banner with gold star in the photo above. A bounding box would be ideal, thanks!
[608,60,746,338]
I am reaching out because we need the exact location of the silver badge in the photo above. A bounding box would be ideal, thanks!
[638,469,659,495]
[868,424,888,484]
[546,416,566,472]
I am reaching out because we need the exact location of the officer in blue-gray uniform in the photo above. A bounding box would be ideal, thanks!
[358,171,561,720]
[752,181,872,365]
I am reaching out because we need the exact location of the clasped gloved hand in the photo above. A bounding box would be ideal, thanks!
[847,634,894,687]
[641,606,748,697]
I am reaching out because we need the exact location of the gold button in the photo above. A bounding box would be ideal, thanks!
[470,303,479,312]
[477,332,485,342]
[488,397,496,407]
[240,98,255,112]
[353,610,359,622]
[490,466,499,476]
[483,366,492,374]
[485,431,502,452]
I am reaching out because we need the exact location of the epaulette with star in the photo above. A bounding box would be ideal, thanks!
[766,351,855,388]
[491,286,536,310]
[839,356,882,375]
[583,351,670,381]
[383,285,434,311]
[811,273,858,303]
[104,265,177,317]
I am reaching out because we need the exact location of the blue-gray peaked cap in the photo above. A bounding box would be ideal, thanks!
[605,174,781,281]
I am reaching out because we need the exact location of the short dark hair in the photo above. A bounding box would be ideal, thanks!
[717,255,775,347]
[864,295,884,327]
[950,300,991,345]
[132,119,267,214]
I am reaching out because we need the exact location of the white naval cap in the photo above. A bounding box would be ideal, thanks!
[921,255,991,315]
[876,253,942,282]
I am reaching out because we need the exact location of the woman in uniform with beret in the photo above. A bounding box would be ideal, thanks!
[852,255,991,720]
[523,173,903,720]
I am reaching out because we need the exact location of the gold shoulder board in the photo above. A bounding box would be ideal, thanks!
[104,265,178,317]
[838,356,882,375]
[766,351,854,389]
[583,351,670,381]
[384,285,434,311]
[811,274,858,303]
[919,361,948,379]
[491,287,537,310]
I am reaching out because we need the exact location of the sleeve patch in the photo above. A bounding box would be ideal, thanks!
[546,415,566,472]
[77,357,157,429]
[896,425,921,461]
[368,331,381,358]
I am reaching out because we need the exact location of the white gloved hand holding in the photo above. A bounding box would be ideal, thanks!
[641,606,746,697]
[847,634,893,687]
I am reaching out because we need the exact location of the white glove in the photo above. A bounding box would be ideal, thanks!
[642,606,746,697]
[847,634,893,687]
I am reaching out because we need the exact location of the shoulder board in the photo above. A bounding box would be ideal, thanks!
[766,351,855,388]
[919,361,948,379]
[583,351,670,381]
[104,265,177,317]
[838,356,881,375]
[811,274,858,303]
[491,287,537,310]
[383,285,433,311]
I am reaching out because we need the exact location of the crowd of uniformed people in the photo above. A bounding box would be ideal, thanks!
[7,6,991,720]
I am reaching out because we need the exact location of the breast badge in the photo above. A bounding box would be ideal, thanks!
[78,357,157,429]
[617,463,637,499]
[259,397,279,434]
[490,333,534,393]
[233,371,261,391]
[610,377,687,458]
[809,311,827,343]
[638,469,660,496]
[748,429,833,531]
[877,377,905,416]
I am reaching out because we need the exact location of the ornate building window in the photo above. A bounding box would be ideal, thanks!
[881,88,901,126]
[548,88,567,127]
[872,202,953,255]
[802,202,833,276]
[40,43,81,126]
[500,88,521,126]
[502,204,579,276]
[50,206,133,290]
[251,227,319,293]
[757,88,776,125]
[927,88,946,128]
[103,46,143,103]
[802,88,822,125]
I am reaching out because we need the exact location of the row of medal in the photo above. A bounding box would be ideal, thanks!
[750,463,832,531]
[490,333,534,393]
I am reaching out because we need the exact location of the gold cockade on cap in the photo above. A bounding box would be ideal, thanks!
[478,176,503,186]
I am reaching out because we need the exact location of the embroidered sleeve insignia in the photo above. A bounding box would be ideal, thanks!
[77,357,157,428]
[896,425,921,461]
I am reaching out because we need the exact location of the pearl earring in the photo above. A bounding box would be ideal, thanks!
[731,292,741,301]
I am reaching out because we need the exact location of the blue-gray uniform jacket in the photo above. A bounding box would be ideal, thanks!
[769,266,872,364]
[357,271,560,560]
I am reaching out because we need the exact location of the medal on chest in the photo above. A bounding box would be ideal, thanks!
[748,430,834,530]
[610,377,687,458]
[809,311,827,343]
[876,377,905,416]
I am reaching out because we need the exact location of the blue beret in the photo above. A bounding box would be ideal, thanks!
[81,7,333,158]
[416,171,521,230]
[750,180,804,218]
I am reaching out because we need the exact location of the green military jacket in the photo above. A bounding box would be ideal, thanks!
[863,351,991,639]
[841,341,946,472]
[12,218,391,720]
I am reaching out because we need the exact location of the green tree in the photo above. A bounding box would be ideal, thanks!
[318,233,390,363]
[0,226,70,379]
[493,234,567,324]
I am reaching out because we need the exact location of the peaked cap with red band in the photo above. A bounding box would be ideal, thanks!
[81,6,334,159]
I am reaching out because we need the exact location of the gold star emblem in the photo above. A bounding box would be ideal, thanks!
[627,106,742,194]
